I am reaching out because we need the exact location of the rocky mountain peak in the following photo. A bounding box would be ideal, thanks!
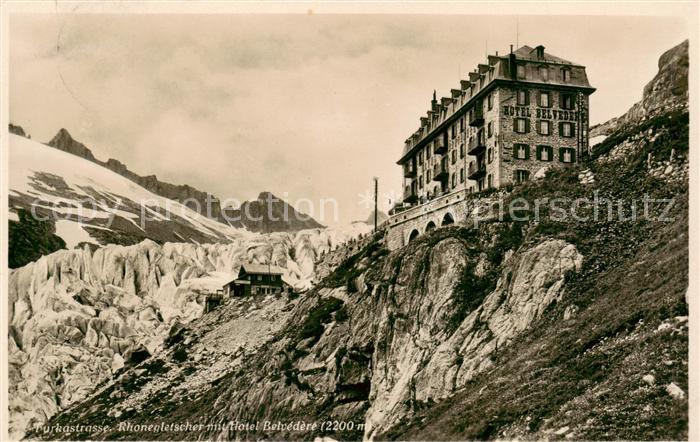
[9,123,27,137]
[591,39,688,137]
[48,128,96,161]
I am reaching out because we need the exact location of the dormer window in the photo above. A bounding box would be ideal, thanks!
[536,45,545,59]
[562,68,571,82]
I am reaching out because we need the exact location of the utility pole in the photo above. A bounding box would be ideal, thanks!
[373,177,378,232]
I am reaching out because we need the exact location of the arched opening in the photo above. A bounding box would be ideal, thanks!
[425,221,436,232]
[408,229,419,243]
[442,212,455,226]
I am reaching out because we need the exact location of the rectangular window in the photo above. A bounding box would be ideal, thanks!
[452,173,457,188]
[451,125,456,139]
[460,143,465,158]
[538,120,551,135]
[517,64,526,79]
[515,170,531,183]
[426,145,431,159]
[419,176,423,189]
[537,145,553,161]
[559,122,575,138]
[560,147,576,163]
[460,168,465,183]
[561,94,574,110]
[562,68,571,82]
[488,121,493,138]
[539,66,549,81]
[487,147,493,163]
[514,118,529,134]
[487,174,492,188]
[513,143,530,160]
[419,151,423,165]
[487,93,493,110]
[451,150,457,164]
[517,89,528,105]
[460,117,465,132]
[427,170,431,181]
[539,91,550,107]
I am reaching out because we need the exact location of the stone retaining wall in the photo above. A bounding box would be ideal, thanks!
[386,189,505,250]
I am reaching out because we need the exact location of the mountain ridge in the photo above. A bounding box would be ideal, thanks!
[35,127,323,232]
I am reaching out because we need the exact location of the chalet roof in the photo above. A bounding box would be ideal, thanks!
[240,263,286,275]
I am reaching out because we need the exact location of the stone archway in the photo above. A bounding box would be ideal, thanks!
[408,229,419,243]
[425,221,436,233]
[441,212,455,226]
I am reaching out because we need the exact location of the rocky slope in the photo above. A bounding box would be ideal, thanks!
[590,39,688,139]
[7,224,370,439]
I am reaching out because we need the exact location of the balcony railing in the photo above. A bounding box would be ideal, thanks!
[403,164,417,178]
[469,104,484,127]
[403,193,418,204]
[433,137,447,155]
[432,160,449,182]
[468,130,486,156]
[467,162,486,180]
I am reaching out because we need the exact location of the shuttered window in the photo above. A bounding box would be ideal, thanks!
[562,68,571,82]
[517,89,529,105]
[561,94,574,110]
[514,118,530,133]
[539,91,551,107]
[538,120,551,135]
[559,122,575,138]
[514,170,530,183]
[537,145,553,161]
[559,147,576,163]
[513,143,530,160]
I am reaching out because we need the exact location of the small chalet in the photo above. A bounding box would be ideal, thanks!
[224,263,290,297]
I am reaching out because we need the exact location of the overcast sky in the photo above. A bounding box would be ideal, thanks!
[9,13,689,224]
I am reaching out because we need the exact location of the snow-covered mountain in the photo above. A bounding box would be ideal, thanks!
[7,130,372,438]
[9,132,245,252]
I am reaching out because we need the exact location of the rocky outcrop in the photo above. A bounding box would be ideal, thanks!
[590,40,688,138]
[9,123,27,137]
[364,238,581,437]
[30,227,582,441]
[223,191,325,232]
[48,128,96,162]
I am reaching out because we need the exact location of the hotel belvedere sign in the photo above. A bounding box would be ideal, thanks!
[503,105,586,122]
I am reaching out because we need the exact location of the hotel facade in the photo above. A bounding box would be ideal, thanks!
[387,45,595,250]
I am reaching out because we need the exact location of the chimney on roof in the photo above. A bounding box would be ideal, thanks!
[510,44,513,54]
[496,51,498,56]
[431,90,438,112]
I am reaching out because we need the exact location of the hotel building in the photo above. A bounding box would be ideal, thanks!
[387,45,594,249]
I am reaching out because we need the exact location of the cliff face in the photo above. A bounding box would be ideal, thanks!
[591,40,688,138]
